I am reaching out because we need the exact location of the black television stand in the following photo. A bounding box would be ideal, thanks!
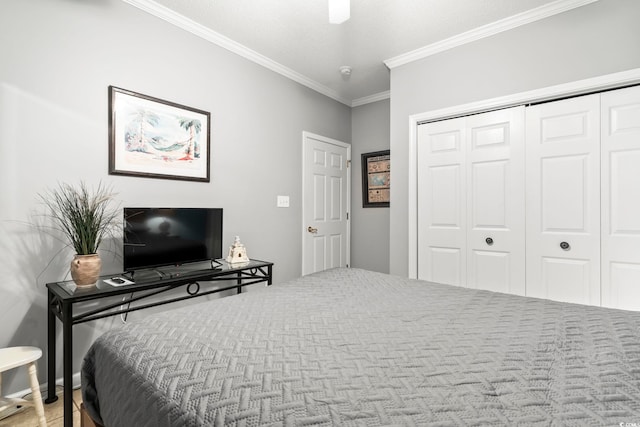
[124,259,225,281]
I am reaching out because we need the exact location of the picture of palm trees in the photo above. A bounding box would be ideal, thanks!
[109,86,210,182]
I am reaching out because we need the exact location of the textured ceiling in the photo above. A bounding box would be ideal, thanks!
[143,0,583,105]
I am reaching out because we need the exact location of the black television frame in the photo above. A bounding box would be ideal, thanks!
[123,207,223,273]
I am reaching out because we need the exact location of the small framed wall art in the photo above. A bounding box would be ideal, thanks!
[108,86,211,182]
[361,150,390,208]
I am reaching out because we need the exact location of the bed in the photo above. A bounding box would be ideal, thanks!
[81,268,640,426]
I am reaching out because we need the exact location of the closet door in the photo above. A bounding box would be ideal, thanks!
[418,107,525,291]
[417,118,466,285]
[525,94,601,305]
[466,107,526,295]
[601,86,640,310]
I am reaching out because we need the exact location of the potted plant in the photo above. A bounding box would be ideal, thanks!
[40,182,119,287]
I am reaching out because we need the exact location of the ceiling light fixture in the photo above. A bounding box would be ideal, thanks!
[328,0,350,24]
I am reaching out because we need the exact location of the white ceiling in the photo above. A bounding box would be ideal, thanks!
[127,0,595,106]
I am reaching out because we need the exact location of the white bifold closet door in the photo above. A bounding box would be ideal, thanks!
[417,107,526,295]
[417,116,467,286]
[601,86,640,311]
[525,94,601,305]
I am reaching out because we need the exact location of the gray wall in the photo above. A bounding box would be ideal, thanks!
[0,0,350,393]
[390,0,640,276]
[350,100,390,273]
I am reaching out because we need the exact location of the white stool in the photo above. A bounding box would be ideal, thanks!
[0,346,47,427]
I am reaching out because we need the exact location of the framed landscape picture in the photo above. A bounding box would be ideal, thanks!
[361,150,390,207]
[108,86,211,182]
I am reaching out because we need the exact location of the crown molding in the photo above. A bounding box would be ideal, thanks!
[351,90,390,107]
[122,0,599,108]
[122,0,352,106]
[384,0,598,69]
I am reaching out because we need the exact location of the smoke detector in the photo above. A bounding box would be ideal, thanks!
[339,66,352,77]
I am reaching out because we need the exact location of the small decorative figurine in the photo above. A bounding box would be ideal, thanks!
[226,236,250,264]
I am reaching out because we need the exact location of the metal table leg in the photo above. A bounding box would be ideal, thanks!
[62,301,73,427]
[45,291,58,404]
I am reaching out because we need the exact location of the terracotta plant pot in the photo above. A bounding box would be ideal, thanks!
[70,254,102,287]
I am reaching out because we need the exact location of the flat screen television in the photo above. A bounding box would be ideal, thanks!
[123,207,223,272]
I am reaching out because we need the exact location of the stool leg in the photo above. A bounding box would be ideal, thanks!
[27,362,47,427]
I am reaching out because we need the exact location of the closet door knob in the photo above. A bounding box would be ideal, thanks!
[485,237,494,246]
[560,241,570,251]
[307,226,318,234]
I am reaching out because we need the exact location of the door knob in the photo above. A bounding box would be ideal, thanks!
[560,241,570,251]
[307,226,318,234]
[485,237,494,246]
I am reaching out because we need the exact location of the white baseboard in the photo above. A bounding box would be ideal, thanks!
[4,371,81,400]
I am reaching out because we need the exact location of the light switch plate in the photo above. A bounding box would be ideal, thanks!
[277,195,290,208]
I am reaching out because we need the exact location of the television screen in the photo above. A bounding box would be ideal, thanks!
[123,207,223,271]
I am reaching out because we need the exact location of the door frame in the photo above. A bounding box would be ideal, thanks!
[301,131,351,275]
[408,68,640,279]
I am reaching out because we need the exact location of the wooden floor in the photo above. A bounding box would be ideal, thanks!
[0,386,83,427]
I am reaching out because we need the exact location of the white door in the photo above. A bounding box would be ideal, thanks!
[417,117,467,285]
[601,86,640,310]
[466,107,526,295]
[525,94,601,305]
[417,107,525,292]
[302,132,350,275]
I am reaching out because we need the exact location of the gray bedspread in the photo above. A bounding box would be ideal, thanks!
[81,268,640,426]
